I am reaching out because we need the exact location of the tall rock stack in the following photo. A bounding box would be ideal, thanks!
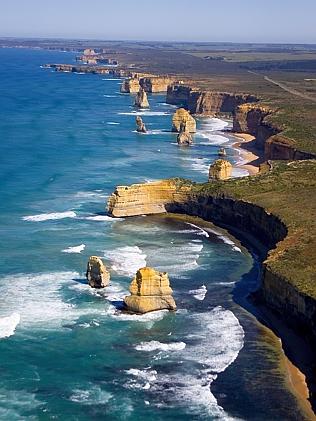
[209,159,232,180]
[124,267,176,313]
[172,108,196,133]
[134,87,150,108]
[136,116,147,133]
[177,122,193,146]
[86,256,110,288]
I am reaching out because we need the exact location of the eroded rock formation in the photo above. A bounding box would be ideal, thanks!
[209,159,232,180]
[167,84,258,114]
[140,77,175,93]
[134,87,149,108]
[172,108,196,133]
[177,122,193,145]
[136,116,147,133]
[86,256,110,288]
[124,267,176,313]
[121,78,140,93]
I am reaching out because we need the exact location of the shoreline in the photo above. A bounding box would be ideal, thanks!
[152,214,315,419]
[231,132,261,176]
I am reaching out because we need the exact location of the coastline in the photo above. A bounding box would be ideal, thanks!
[231,132,261,176]
[163,213,315,420]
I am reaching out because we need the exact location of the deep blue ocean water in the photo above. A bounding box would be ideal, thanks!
[0,49,307,420]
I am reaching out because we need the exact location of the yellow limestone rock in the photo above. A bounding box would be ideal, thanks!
[134,87,149,108]
[124,267,177,313]
[120,78,140,93]
[86,256,110,288]
[172,108,196,133]
[209,159,232,180]
[177,122,193,146]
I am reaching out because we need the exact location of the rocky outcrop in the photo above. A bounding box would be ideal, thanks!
[107,174,315,347]
[209,159,232,180]
[166,84,258,115]
[177,122,193,146]
[124,267,177,313]
[121,78,140,93]
[136,116,147,133]
[172,108,196,133]
[233,103,316,160]
[140,77,175,93]
[134,87,149,108]
[86,256,110,288]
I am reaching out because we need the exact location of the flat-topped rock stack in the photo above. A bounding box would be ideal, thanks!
[172,108,196,133]
[124,267,176,314]
[134,87,149,108]
[121,78,140,93]
[86,256,110,288]
[209,159,232,180]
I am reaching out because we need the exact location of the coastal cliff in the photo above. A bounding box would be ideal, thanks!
[166,84,257,114]
[108,161,316,353]
[233,103,316,160]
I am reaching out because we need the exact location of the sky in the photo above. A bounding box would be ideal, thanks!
[0,0,315,44]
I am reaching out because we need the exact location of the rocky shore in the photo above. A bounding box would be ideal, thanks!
[107,161,316,412]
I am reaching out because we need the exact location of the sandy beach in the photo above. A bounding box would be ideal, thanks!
[232,132,262,175]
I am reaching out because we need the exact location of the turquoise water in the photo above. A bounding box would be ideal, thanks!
[0,49,306,420]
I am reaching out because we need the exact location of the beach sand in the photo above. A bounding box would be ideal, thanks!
[232,132,263,176]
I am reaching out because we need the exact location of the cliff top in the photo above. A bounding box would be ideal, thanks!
[190,160,316,298]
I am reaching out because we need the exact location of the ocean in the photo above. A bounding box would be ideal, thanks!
[0,48,306,420]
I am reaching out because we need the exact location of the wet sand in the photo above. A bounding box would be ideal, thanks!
[232,132,262,175]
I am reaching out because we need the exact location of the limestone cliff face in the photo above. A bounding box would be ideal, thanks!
[140,77,175,93]
[121,76,174,94]
[209,159,232,180]
[172,108,196,133]
[233,104,316,160]
[107,178,315,344]
[124,267,176,313]
[120,78,140,93]
[166,84,257,114]
[86,256,110,288]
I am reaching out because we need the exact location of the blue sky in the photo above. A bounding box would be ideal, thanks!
[1,0,315,43]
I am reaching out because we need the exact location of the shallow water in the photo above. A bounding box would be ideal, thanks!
[0,49,307,420]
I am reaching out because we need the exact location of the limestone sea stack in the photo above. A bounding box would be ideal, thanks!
[136,116,147,133]
[86,256,110,288]
[172,108,196,133]
[124,267,176,314]
[120,78,140,93]
[209,159,232,180]
[134,87,149,108]
[177,122,193,146]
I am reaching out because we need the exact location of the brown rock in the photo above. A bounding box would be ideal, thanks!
[209,159,232,180]
[172,108,196,133]
[120,78,140,93]
[124,267,176,313]
[86,256,110,288]
[134,87,149,108]
[136,116,147,133]
[177,122,193,146]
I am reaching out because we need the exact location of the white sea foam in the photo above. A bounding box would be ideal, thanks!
[74,191,109,200]
[104,246,147,276]
[0,313,20,338]
[135,341,186,352]
[0,272,104,331]
[102,78,122,81]
[189,285,207,301]
[146,307,244,418]
[125,368,157,390]
[197,132,230,145]
[0,389,43,420]
[118,111,169,116]
[62,244,85,254]
[84,215,123,222]
[106,121,120,124]
[106,308,169,324]
[22,211,76,222]
[70,385,113,405]
[232,167,249,178]
[181,157,210,174]
[199,117,230,132]
[186,222,210,238]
